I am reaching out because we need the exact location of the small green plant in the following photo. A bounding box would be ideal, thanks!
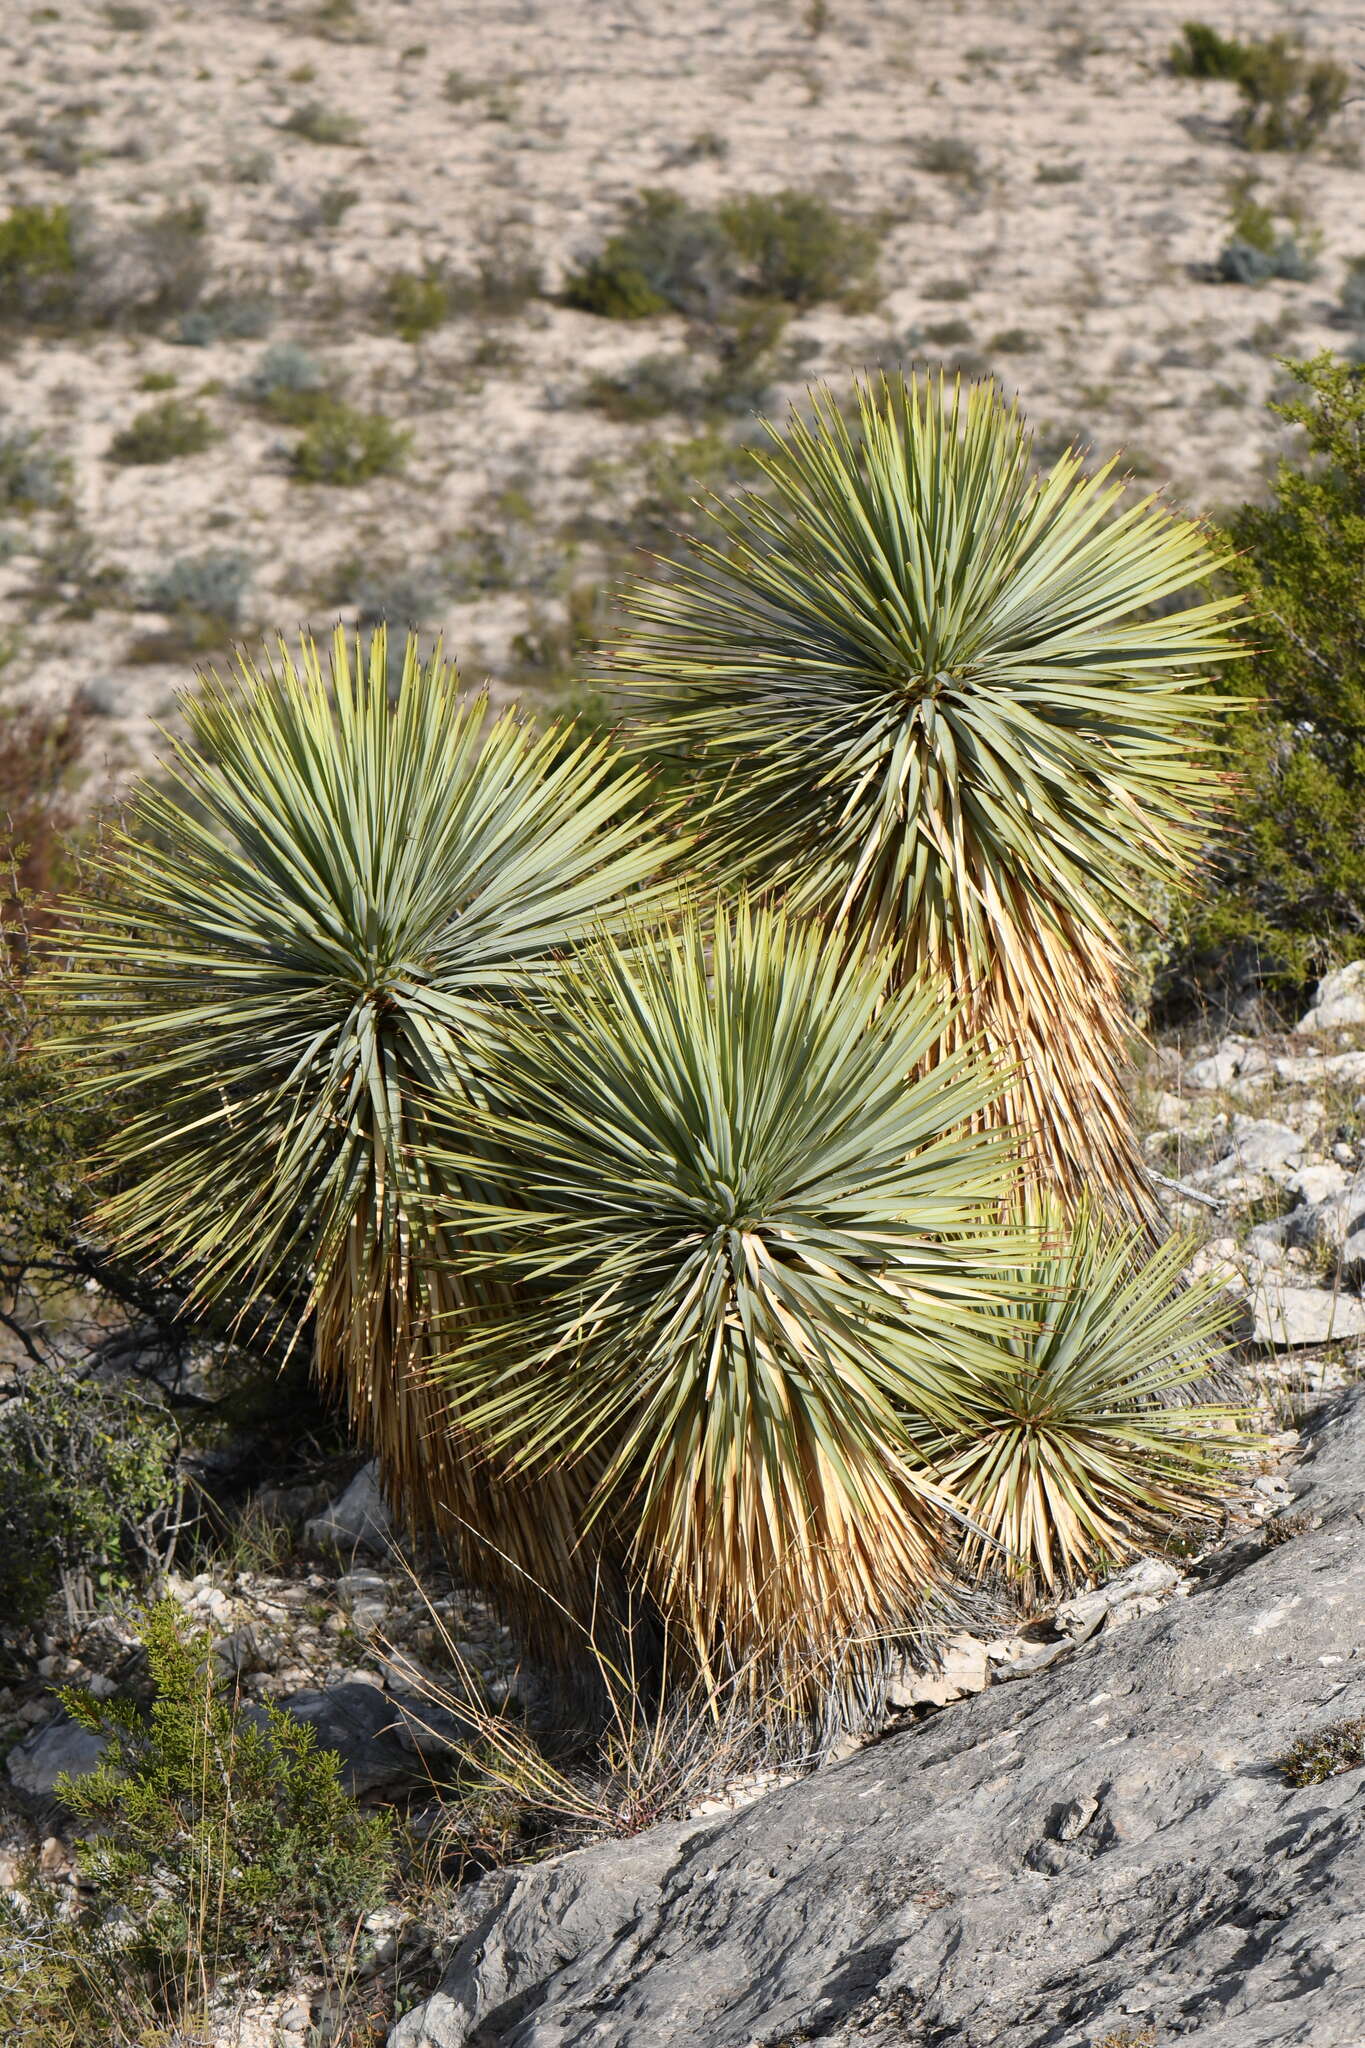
[1278,1715,1365,1786]
[0,202,76,323]
[54,1601,394,1998]
[1169,21,1246,81]
[989,326,1039,353]
[1172,356,1365,995]
[581,353,704,421]
[1217,196,1317,284]
[315,180,359,227]
[1036,159,1083,184]
[1169,24,1350,152]
[915,135,983,183]
[0,427,68,511]
[141,549,251,648]
[0,1365,177,1627]
[105,2,153,25]
[381,258,457,340]
[717,189,880,308]
[137,368,177,391]
[176,289,274,347]
[564,188,727,319]
[239,339,332,422]
[924,317,973,346]
[282,100,363,145]
[289,397,410,484]
[107,396,220,465]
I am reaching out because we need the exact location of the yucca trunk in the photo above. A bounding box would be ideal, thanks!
[924,903,1155,1228]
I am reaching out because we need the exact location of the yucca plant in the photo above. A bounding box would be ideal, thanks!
[917,1205,1243,1592]
[428,900,1032,1713]
[52,627,670,1630]
[610,373,1244,1223]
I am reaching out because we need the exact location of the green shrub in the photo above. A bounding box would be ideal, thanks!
[0,428,68,511]
[914,135,983,183]
[382,258,456,340]
[31,1602,393,2007]
[107,396,219,465]
[1217,197,1317,284]
[1278,1714,1365,1785]
[1169,23,1350,151]
[565,187,877,321]
[717,189,879,308]
[0,203,77,323]
[581,353,705,421]
[239,339,333,422]
[0,1367,177,1627]
[564,189,730,318]
[282,100,363,145]
[1172,356,1365,995]
[176,288,274,346]
[1232,36,1350,151]
[1169,20,1247,80]
[289,397,410,484]
[141,549,251,650]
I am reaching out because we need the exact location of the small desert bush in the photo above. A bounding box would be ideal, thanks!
[0,427,68,511]
[564,187,879,319]
[239,339,333,422]
[1170,23,1350,152]
[0,1601,394,2035]
[289,397,410,484]
[564,188,730,319]
[914,135,984,184]
[107,396,220,465]
[78,198,214,328]
[581,353,706,421]
[1278,1715,1365,1786]
[717,189,880,308]
[0,1366,177,1627]
[1169,355,1365,998]
[139,549,252,654]
[0,699,86,919]
[282,100,363,145]
[0,202,77,323]
[176,287,274,347]
[382,258,457,340]
[1217,196,1317,285]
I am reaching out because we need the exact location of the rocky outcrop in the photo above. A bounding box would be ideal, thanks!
[391,1389,1365,2048]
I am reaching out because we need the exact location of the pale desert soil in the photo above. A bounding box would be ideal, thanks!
[0,0,1362,787]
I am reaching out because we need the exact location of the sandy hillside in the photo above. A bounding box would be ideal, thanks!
[0,0,1362,789]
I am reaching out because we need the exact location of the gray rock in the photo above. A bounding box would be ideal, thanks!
[303,1461,394,1557]
[1299,960,1365,1032]
[1284,1162,1351,1208]
[261,1683,414,1796]
[1275,1048,1365,1087]
[1285,1173,1365,1260]
[1184,1039,1245,1090]
[1052,1554,1183,1641]
[1207,1116,1303,1185]
[260,1682,476,1797]
[1184,1038,1273,1091]
[6,1714,107,1800]
[391,1389,1365,2048]
[1249,1275,1365,1347]
[884,1631,990,1709]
